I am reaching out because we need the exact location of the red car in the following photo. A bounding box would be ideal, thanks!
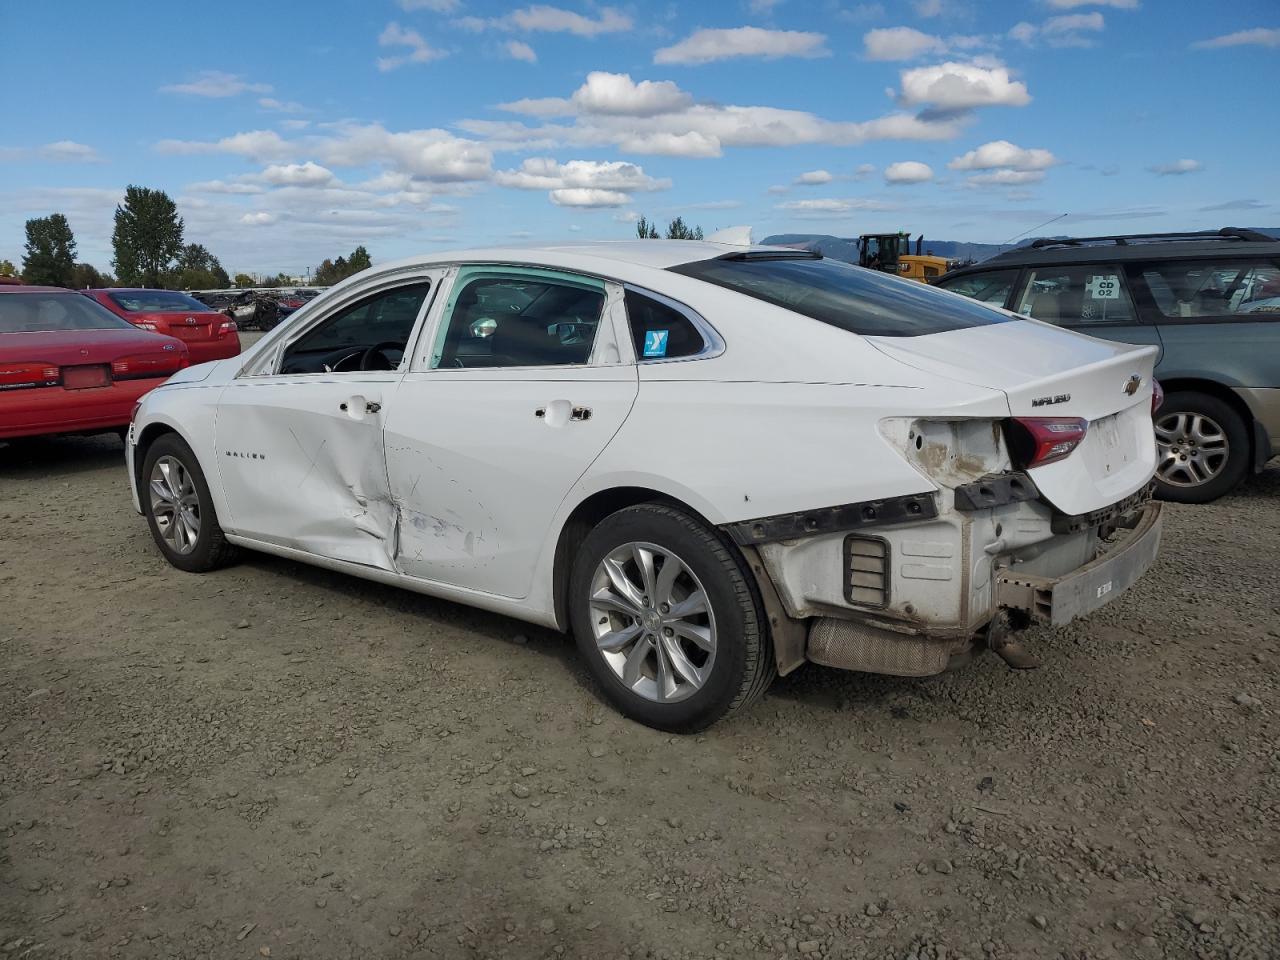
[1,286,189,441]
[85,288,241,364]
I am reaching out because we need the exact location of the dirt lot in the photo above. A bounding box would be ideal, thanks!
[1,427,1277,960]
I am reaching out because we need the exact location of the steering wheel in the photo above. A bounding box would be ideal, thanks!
[359,341,405,371]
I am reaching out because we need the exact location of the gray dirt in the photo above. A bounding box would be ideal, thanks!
[1,433,1277,960]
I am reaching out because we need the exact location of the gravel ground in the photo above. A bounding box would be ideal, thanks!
[1,426,1277,960]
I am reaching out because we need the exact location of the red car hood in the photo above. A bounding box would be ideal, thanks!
[0,328,188,364]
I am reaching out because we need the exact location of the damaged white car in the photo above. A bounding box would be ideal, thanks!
[126,241,1163,731]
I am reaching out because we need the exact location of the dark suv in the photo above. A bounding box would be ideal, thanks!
[936,228,1279,503]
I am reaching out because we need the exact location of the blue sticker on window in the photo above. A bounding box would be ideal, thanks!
[643,329,669,357]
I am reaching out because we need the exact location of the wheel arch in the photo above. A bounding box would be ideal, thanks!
[1156,377,1260,466]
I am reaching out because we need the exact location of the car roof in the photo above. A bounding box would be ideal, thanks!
[0,285,74,294]
[953,234,1280,275]
[376,239,789,274]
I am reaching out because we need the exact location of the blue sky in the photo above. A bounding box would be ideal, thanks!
[2,0,1278,276]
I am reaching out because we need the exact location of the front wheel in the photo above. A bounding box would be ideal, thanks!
[568,503,775,732]
[141,434,240,572]
[1153,391,1250,504]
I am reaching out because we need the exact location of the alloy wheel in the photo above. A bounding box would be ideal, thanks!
[1154,411,1229,488]
[587,541,717,703]
[149,455,201,555]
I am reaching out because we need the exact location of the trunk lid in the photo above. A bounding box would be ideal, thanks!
[866,320,1159,515]
[134,311,225,342]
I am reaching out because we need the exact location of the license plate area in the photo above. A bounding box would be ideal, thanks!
[62,364,111,389]
[169,325,209,340]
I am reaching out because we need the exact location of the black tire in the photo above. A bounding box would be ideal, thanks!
[568,503,775,732]
[1153,391,1251,504]
[140,433,240,572]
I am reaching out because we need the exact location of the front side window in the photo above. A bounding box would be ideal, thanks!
[936,269,1019,308]
[1140,260,1280,319]
[109,290,209,313]
[1014,265,1137,325]
[279,282,431,374]
[431,268,605,369]
[625,290,706,360]
[1,293,133,333]
[669,255,1012,337]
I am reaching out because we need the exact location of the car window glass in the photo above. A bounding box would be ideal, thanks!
[669,255,1011,337]
[624,290,705,360]
[0,293,133,333]
[1140,260,1280,319]
[109,291,209,313]
[936,270,1019,307]
[279,282,431,375]
[431,270,606,369]
[1014,265,1137,325]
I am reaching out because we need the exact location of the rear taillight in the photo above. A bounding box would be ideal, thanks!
[0,362,59,389]
[131,400,143,423]
[217,320,237,338]
[1151,378,1164,414]
[135,320,159,331]
[1005,417,1088,469]
[111,351,186,380]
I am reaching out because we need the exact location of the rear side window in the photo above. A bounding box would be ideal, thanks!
[1014,265,1137,325]
[1139,260,1280,319]
[0,293,133,333]
[936,269,1019,308]
[109,290,209,313]
[669,255,1011,337]
[625,290,705,360]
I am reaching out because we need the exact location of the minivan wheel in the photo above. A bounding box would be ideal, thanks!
[141,434,240,572]
[1153,391,1250,504]
[569,503,775,732]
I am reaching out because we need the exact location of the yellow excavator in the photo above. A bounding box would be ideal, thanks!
[856,232,955,283]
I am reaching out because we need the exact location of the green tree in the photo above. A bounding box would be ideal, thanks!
[71,263,111,289]
[347,245,371,274]
[173,243,230,289]
[261,272,292,287]
[112,185,184,287]
[233,273,255,288]
[22,213,78,286]
[635,216,659,239]
[665,216,704,240]
[0,259,17,277]
[312,246,372,286]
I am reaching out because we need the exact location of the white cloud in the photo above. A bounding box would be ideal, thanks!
[1009,22,1037,44]
[160,71,272,97]
[684,199,745,210]
[1012,12,1105,47]
[550,188,630,207]
[884,160,933,183]
[281,119,311,131]
[397,0,459,10]
[188,180,266,195]
[378,22,447,71]
[614,210,641,223]
[240,212,278,225]
[616,131,723,158]
[914,0,944,16]
[1148,158,1203,176]
[1045,0,1136,7]
[654,27,829,65]
[156,130,293,162]
[258,97,306,114]
[863,27,948,60]
[1044,12,1104,33]
[748,0,785,12]
[259,161,337,187]
[853,163,877,180]
[497,96,575,118]
[777,198,898,217]
[495,157,669,193]
[948,140,1058,171]
[460,5,632,37]
[965,169,1045,186]
[41,141,103,163]
[794,169,834,185]
[505,40,537,62]
[1192,28,1280,50]
[897,61,1031,109]
[570,72,693,116]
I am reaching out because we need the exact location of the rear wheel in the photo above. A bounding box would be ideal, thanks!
[1153,391,1250,503]
[568,503,774,732]
[141,434,240,572]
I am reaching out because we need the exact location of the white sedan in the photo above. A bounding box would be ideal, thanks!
[126,240,1163,731]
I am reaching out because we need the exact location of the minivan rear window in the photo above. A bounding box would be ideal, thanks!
[669,255,1012,337]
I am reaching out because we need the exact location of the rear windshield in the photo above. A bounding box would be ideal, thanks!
[669,255,1013,337]
[109,290,209,313]
[0,293,134,333]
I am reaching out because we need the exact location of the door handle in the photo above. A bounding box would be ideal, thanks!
[340,400,382,413]
[570,406,592,421]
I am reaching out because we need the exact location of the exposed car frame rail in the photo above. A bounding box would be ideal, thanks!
[722,492,939,546]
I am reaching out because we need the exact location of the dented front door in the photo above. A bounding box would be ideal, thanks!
[214,373,400,567]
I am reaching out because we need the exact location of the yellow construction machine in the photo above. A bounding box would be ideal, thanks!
[856,232,954,283]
